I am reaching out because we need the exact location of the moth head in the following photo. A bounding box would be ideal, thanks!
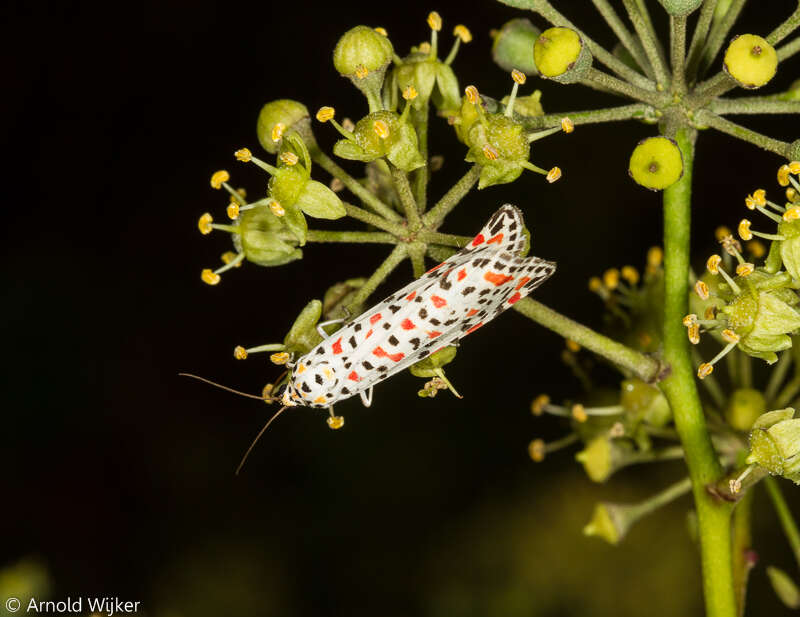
[286,360,338,408]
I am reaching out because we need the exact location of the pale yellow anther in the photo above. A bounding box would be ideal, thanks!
[736,262,755,277]
[374,26,388,36]
[271,123,286,142]
[279,151,299,166]
[566,339,581,352]
[746,240,766,258]
[603,268,620,290]
[722,329,741,344]
[528,438,546,462]
[688,323,700,345]
[226,202,240,220]
[546,167,562,183]
[198,212,213,235]
[704,306,717,320]
[706,254,722,274]
[752,188,766,206]
[327,415,345,430]
[482,144,499,160]
[683,314,698,327]
[697,363,714,379]
[419,41,432,54]
[270,352,290,365]
[316,106,335,122]
[465,85,480,104]
[571,404,588,423]
[201,268,220,285]
[262,384,274,400]
[330,177,345,192]
[427,11,442,31]
[511,69,526,85]
[588,276,604,293]
[621,265,639,285]
[789,161,800,174]
[270,201,286,217]
[744,195,757,210]
[531,394,550,415]
[354,64,369,79]
[402,85,419,101]
[210,170,230,189]
[788,188,799,203]
[373,119,390,139]
[342,117,355,132]
[738,219,753,241]
[221,251,243,266]
[560,117,574,133]
[453,24,472,43]
[233,345,248,360]
[234,148,252,162]
[779,164,791,186]
[647,246,663,268]
[715,226,731,241]
[695,280,710,300]
[784,206,800,221]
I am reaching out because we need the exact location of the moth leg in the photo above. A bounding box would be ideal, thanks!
[359,386,374,408]
[316,317,347,338]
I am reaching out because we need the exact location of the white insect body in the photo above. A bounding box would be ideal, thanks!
[280,204,555,408]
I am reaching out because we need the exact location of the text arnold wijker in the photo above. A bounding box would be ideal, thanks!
[27,597,141,615]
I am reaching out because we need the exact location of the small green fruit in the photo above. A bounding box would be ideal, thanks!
[492,18,540,75]
[723,34,778,89]
[256,100,313,154]
[333,25,393,76]
[725,388,767,431]
[533,27,592,84]
[628,136,684,190]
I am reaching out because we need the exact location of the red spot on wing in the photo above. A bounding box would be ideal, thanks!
[487,233,504,245]
[471,234,485,246]
[427,330,442,338]
[457,268,467,281]
[370,313,382,325]
[465,322,484,335]
[484,271,513,286]
[431,295,447,308]
[348,371,360,381]
[366,329,373,338]
[425,263,444,274]
[331,337,343,355]
[466,308,478,317]
[373,346,404,362]
[401,318,416,330]
[433,346,445,354]
[406,291,416,301]
[515,276,531,290]
[508,292,522,304]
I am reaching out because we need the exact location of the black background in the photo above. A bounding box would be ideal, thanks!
[3,1,800,615]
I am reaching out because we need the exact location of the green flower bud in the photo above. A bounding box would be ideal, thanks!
[727,290,800,364]
[333,111,424,172]
[576,437,630,483]
[409,346,458,377]
[491,18,540,75]
[657,0,702,16]
[453,94,482,144]
[746,408,800,482]
[533,27,592,84]
[334,26,394,105]
[284,299,324,355]
[465,114,530,189]
[620,379,672,427]
[723,34,778,89]
[500,90,544,118]
[767,566,800,609]
[256,100,314,154]
[628,136,684,191]
[322,278,366,320]
[237,207,303,267]
[583,501,638,545]
[725,388,767,431]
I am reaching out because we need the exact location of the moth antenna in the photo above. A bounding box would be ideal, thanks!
[236,406,289,475]
[178,373,266,400]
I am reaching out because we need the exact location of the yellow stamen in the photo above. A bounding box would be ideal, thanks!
[566,339,580,352]
[280,151,299,166]
[588,276,603,293]
[647,246,663,268]
[695,280,710,300]
[402,85,418,100]
[226,202,240,219]
[738,219,753,241]
[327,415,345,429]
[465,85,480,104]
[704,306,717,320]
[744,194,757,210]
[603,268,620,290]
[736,262,754,277]
[789,161,800,174]
[482,144,499,160]
[374,26,388,36]
[528,438,546,462]
[683,313,698,327]
[752,188,766,206]
[201,269,220,285]
[779,164,791,186]
[221,251,243,266]
[621,265,639,285]
[316,106,335,122]
[427,11,442,31]
[531,394,550,415]
[233,346,248,360]
[419,41,432,54]
[453,24,472,43]
[787,188,799,203]
[722,329,740,343]
[270,201,286,217]
[330,177,345,192]
[746,240,766,258]
[706,254,722,274]
[697,363,713,379]
[271,123,286,142]
[262,384,274,399]
[688,323,700,344]
[210,170,229,189]
[270,352,290,365]
[560,117,574,133]
[511,69,526,84]
[571,404,588,423]
[715,226,731,241]
[354,64,369,79]
[783,206,800,221]
[234,148,252,162]
[546,167,562,183]
[198,212,213,235]
[373,119,390,139]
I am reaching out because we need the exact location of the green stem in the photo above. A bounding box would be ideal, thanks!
[627,476,693,520]
[583,68,665,106]
[767,6,800,46]
[411,103,429,213]
[764,476,800,569]
[731,489,754,617]
[670,14,688,93]
[519,103,653,131]
[694,110,792,158]
[408,241,427,278]
[423,164,481,228]
[778,36,800,62]
[304,230,397,244]
[698,0,746,78]
[416,231,470,247]
[659,127,736,617]
[310,147,402,222]
[691,346,727,409]
[685,0,719,83]
[739,351,752,389]
[343,202,406,236]
[710,98,800,115]
[346,245,408,312]
[389,164,422,230]
[590,0,654,79]
[512,297,662,382]
[622,0,670,87]
[765,350,793,404]
[774,374,800,409]
[692,72,737,105]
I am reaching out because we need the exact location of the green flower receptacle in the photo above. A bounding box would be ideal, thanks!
[657,0,702,16]
[628,137,684,191]
[237,208,303,267]
[533,27,592,84]
[723,34,778,89]
[746,409,800,482]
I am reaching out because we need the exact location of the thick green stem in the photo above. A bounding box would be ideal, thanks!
[659,128,736,617]
[520,103,653,131]
[416,231,470,247]
[764,476,800,569]
[411,104,429,213]
[389,164,422,230]
[731,489,754,617]
[710,98,800,115]
[686,0,719,83]
[583,68,665,107]
[304,230,397,244]
[512,297,662,382]
[622,0,670,87]
[423,165,480,228]
[343,202,406,236]
[310,147,402,222]
[346,245,407,312]
[694,110,792,158]
[778,36,800,62]
[767,6,800,47]
[670,14,688,93]
[408,241,427,278]
[590,0,653,79]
